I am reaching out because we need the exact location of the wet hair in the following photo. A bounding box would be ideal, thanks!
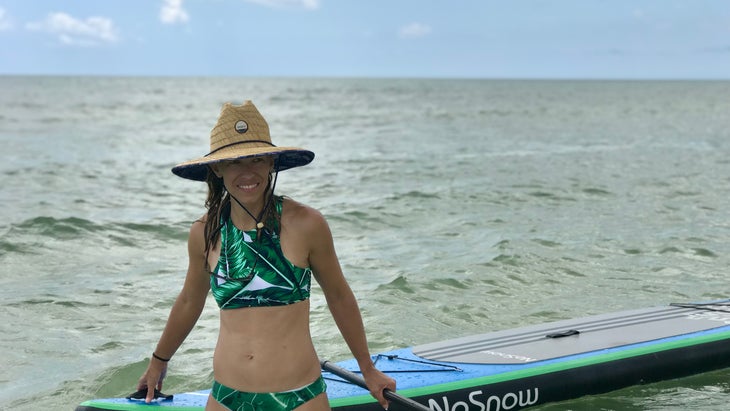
[203,169,229,257]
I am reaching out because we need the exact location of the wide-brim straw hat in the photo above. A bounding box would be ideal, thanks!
[172,100,314,181]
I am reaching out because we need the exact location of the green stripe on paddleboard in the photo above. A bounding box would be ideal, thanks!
[329,330,730,408]
[77,401,202,411]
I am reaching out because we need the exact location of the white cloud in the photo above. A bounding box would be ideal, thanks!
[399,22,432,39]
[0,8,14,31]
[244,0,320,10]
[161,0,190,24]
[26,12,118,46]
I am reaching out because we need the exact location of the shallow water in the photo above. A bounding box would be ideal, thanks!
[1,77,730,410]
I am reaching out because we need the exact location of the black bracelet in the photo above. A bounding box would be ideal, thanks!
[152,352,170,362]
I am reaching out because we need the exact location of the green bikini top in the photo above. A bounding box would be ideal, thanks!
[210,196,312,309]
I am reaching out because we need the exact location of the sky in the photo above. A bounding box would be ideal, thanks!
[1,0,729,79]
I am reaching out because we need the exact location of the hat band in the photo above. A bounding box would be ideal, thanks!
[206,140,276,157]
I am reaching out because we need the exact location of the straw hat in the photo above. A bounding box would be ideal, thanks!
[172,100,314,181]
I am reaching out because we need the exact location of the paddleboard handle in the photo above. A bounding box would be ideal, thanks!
[125,388,173,401]
[320,360,431,411]
[546,329,580,338]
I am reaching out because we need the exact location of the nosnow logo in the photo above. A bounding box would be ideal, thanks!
[428,388,539,411]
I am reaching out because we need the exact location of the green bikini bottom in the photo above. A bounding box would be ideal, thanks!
[211,376,327,411]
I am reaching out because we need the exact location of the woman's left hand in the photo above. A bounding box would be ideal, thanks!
[362,366,397,410]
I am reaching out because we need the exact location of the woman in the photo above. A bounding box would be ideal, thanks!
[137,100,396,410]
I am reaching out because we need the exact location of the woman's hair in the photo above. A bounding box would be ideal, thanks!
[203,169,229,257]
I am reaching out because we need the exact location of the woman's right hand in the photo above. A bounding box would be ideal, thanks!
[136,357,168,403]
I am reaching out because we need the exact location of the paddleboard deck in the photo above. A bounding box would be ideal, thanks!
[414,301,730,364]
[76,300,730,411]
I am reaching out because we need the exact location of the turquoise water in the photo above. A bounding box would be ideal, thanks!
[1,77,730,410]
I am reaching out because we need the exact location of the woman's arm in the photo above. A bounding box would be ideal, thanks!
[305,208,396,409]
[137,220,211,403]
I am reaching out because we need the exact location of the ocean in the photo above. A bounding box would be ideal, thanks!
[1,76,729,410]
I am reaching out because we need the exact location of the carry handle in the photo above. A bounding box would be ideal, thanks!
[546,329,580,338]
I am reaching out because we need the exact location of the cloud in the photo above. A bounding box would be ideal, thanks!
[399,22,432,39]
[26,12,118,46]
[0,8,14,31]
[243,0,320,10]
[161,0,190,24]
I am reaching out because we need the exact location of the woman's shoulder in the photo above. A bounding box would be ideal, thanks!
[281,197,328,233]
[192,213,208,228]
[188,214,208,241]
[178,214,209,260]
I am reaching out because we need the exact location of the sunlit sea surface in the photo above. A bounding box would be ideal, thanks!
[1,76,729,410]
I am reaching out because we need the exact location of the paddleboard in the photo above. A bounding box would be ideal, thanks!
[76,300,730,411]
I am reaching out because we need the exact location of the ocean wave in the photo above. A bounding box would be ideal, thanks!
[13,216,103,238]
[1,217,190,258]
[8,216,188,240]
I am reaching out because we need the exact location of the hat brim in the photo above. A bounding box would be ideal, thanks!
[171,146,314,181]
